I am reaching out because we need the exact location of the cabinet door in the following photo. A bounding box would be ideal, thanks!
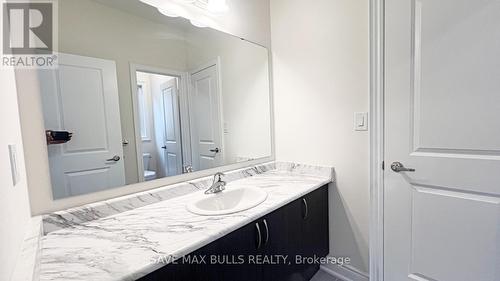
[261,206,290,281]
[187,240,219,281]
[139,221,262,281]
[214,221,263,281]
[301,185,329,279]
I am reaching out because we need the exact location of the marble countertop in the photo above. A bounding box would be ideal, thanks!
[26,162,334,281]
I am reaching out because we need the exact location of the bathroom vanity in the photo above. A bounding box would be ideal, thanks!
[140,185,329,281]
[14,162,334,281]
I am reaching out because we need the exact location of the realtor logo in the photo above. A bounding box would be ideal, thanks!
[1,0,58,68]
[3,2,53,54]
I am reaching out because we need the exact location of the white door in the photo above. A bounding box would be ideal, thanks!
[160,78,183,176]
[189,64,224,171]
[384,1,500,281]
[40,53,125,198]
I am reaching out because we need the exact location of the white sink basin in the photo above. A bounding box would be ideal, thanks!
[187,187,268,216]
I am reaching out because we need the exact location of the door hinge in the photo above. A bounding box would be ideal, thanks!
[382,161,385,170]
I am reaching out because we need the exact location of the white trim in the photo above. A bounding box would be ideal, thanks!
[267,48,276,164]
[369,0,385,281]
[321,265,370,281]
[129,63,189,182]
[136,81,152,142]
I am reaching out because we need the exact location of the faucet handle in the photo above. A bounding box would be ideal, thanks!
[213,172,225,182]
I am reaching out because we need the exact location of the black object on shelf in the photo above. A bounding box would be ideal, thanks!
[46,130,73,145]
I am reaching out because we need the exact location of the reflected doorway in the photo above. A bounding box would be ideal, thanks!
[135,71,184,181]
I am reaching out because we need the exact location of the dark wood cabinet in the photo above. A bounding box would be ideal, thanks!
[261,204,290,281]
[300,185,329,280]
[212,222,262,281]
[139,185,329,281]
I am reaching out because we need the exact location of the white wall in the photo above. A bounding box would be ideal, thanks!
[270,0,370,276]
[0,68,32,280]
[206,0,272,47]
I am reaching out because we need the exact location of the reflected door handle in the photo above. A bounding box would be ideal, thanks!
[391,162,415,172]
[210,148,220,153]
[106,156,121,162]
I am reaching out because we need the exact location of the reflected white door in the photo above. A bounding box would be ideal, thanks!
[160,78,183,176]
[189,64,224,171]
[384,1,500,280]
[40,53,125,198]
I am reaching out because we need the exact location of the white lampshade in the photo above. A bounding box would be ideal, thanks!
[190,19,208,28]
[207,0,228,13]
[158,7,179,17]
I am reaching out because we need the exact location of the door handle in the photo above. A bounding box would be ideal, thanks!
[255,223,262,250]
[262,219,269,246]
[210,148,220,153]
[161,146,167,149]
[106,155,121,162]
[391,162,415,173]
[302,198,309,220]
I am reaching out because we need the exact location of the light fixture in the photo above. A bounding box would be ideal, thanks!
[207,0,229,13]
[140,0,227,28]
[189,19,208,28]
[158,8,179,17]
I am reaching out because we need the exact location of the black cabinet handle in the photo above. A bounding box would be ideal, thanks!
[262,219,269,246]
[255,223,262,249]
[302,198,309,219]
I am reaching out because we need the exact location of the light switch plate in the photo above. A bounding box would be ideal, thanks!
[8,145,20,186]
[354,112,368,131]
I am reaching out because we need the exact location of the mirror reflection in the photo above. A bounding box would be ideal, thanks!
[37,0,272,199]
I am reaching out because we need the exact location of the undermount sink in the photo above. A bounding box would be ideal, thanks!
[187,187,268,216]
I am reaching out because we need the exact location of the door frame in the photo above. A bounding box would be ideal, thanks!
[129,63,190,182]
[188,57,225,170]
[369,0,385,280]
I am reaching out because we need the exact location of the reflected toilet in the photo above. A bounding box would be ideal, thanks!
[142,153,157,181]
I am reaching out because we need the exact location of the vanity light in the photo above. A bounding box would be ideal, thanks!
[140,0,227,28]
[190,19,208,28]
[207,0,228,13]
[158,8,179,17]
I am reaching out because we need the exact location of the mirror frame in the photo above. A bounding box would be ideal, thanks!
[15,31,274,214]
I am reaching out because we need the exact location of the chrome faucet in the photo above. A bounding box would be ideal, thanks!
[205,172,226,194]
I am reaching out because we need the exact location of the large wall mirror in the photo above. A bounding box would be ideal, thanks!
[29,0,272,199]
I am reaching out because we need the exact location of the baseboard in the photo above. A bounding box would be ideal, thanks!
[320,264,369,281]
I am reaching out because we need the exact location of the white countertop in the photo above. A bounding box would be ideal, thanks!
[18,162,334,281]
